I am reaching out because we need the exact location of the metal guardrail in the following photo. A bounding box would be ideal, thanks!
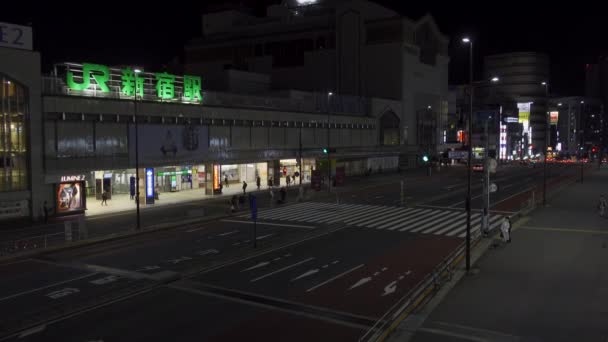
[0,232,67,257]
[358,238,470,342]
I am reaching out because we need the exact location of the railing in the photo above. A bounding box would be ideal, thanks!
[0,232,67,257]
[42,76,370,116]
[358,239,469,342]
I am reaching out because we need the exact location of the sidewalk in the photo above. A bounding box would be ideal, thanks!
[398,167,608,341]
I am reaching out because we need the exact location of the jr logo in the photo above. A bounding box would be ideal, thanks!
[66,63,110,92]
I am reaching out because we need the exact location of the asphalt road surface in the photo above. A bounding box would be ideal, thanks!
[0,164,584,341]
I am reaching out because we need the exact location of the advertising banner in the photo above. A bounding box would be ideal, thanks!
[517,102,531,124]
[56,182,86,214]
[145,168,155,204]
[550,111,559,125]
[129,124,209,164]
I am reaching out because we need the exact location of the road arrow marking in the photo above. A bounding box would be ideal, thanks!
[291,268,319,281]
[382,281,397,296]
[349,277,372,290]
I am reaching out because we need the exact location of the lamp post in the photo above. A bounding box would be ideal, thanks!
[134,68,142,230]
[327,91,333,193]
[462,37,473,272]
[542,82,549,206]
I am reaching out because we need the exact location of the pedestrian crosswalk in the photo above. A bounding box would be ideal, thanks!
[239,202,505,238]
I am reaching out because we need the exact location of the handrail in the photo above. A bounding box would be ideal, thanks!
[358,237,473,342]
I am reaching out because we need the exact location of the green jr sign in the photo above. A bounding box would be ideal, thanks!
[65,63,203,103]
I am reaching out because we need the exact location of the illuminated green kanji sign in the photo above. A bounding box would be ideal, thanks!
[67,63,110,92]
[65,63,203,104]
[184,75,203,102]
[121,68,144,98]
[155,72,176,99]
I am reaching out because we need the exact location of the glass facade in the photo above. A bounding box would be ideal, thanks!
[1,76,28,192]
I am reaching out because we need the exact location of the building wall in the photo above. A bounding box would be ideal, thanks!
[482,52,550,152]
[0,46,44,220]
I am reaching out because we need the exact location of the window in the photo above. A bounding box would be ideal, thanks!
[0,75,28,192]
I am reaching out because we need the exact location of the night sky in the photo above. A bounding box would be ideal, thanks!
[3,1,607,96]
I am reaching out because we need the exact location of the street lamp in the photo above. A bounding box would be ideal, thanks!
[327,91,333,192]
[134,68,142,230]
[542,82,549,206]
[462,36,473,272]
[491,76,499,82]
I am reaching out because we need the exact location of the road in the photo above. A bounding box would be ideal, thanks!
[0,164,585,341]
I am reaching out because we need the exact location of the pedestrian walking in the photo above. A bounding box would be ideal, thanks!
[500,216,511,243]
[224,175,229,188]
[101,190,108,206]
[279,187,287,204]
[256,176,261,190]
[242,181,248,195]
[286,175,291,187]
[43,201,49,223]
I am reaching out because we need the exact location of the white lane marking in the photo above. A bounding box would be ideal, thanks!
[196,249,220,256]
[417,327,486,342]
[353,207,410,227]
[89,275,119,285]
[306,264,364,292]
[250,257,315,283]
[341,206,397,224]
[420,212,467,234]
[416,204,461,210]
[242,261,270,272]
[0,273,98,303]
[218,230,239,236]
[135,265,161,272]
[166,256,193,264]
[186,227,205,233]
[221,219,316,229]
[18,324,46,338]
[375,195,384,199]
[46,287,80,299]
[408,210,463,233]
[256,233,274,240]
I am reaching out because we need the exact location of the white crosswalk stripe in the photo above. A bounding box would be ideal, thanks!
[242,202,505,238]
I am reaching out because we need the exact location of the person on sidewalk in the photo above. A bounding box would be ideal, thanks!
[101,191,109,206]
[224,175,229,188]
[256,176,261,190]
[242,181,248,195]
[500,216,511,243]
[43,201,49,223]
[598,195,607,217]
[286,175,291,187]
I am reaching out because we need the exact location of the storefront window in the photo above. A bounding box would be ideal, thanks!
[0,75,28,192]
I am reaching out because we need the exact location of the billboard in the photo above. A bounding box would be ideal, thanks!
[550,111,559,125]
[129,124,209,164]
[145,168,155,204]
[517,102,531,124]
[56,182,85,213]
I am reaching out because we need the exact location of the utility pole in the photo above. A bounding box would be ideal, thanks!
[482,119,489,233]
[134,68,142,231]
[462,37,473,273]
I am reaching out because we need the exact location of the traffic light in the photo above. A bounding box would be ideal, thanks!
[322,148,336,154]
[592,146,598,153]
[422,155,429,163]
[323,148,328,154]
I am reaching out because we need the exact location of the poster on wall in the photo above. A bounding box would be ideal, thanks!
[550,111,559,125]
[128,124,209,164]
[56,182,86,214]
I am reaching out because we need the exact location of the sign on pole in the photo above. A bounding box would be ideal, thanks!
[488,158,497,173]
[490,183,498,193]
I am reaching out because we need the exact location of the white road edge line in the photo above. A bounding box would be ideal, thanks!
[221,219,316,229]
[185,227,205,233]
[417,327,487,342]
[306,264,364,292]
[250,257,315,282]
[18,324,46,338]
[0,273,99,302]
